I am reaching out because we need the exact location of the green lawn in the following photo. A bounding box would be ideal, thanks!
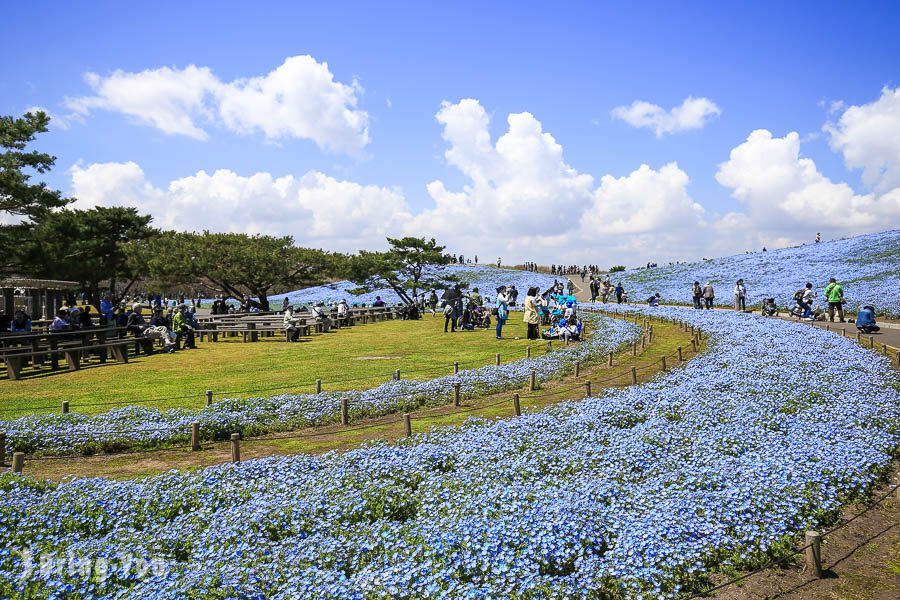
[0,315,538,418]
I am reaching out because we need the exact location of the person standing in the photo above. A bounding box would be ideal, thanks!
[615,283,625,304]
[691,281,702,309]
[824,277,845,322]
[733,279,746,312]
[494,286,509,339]
[428,290,438,316]
[589,278,598,303]
[523,286,540,340]
[702,282,715,309]
[566,278,575,296]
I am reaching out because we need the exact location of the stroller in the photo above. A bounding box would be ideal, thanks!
[761,298,779,317]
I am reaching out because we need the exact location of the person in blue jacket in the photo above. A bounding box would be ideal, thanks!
[855,305,879,333]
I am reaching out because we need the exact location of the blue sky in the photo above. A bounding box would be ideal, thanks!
[2,1,899,265]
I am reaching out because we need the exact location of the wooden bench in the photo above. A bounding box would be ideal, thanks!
[3,339,134,380]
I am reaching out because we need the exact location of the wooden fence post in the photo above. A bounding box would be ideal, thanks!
[661,356,667,372]
[12,452,24,474]
[529,369,536,391]
[632,341,637,356]
[575,361,580,377]
[641,335,646,350]
[692,338,698,353]
[341,398,350,425]
[584,381,592,398]
[0,432,5,467]
[454,361,459,374]
[206,390,213,406]
[631,366,637,385]
[649,327,653,343]
[547,340,552,353]
[526,346,531,358]
[316,379,322,394]
[453,382,461,407]
[805,531,822,578]
[191,422,200,451]
[513,393,521,416]
[230,433,241,463]
[677,347,683,365]
[62,401,69,414]
[394,369,401,381]
[608,351,613,367]
[856,331,861,343]
[403,413,412,437]
[869,336,875,349]
[495,353,501,366]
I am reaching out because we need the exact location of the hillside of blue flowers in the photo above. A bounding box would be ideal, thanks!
[613,230,899,317]
[270,264,561,306]
[2,307,897,598]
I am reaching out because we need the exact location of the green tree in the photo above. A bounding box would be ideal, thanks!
[0,111,72,275]
[131,232,337,310]
[347,237,453,305]
[25,206,157,303]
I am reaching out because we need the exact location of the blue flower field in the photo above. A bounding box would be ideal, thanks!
[1,305,897,598]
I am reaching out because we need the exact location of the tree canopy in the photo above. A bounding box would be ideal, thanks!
[130,232,337,310]
[347,237,454,305]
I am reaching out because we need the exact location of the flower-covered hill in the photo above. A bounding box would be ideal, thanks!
[612,229,900,317]
[270,265,561,306]
[1,308,897,598]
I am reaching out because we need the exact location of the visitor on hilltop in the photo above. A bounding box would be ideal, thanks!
[523,286,541,340]
[494,286,509,339]
[615,283,625,304]
[824,277,845,323]
[692,281,702,309]
[816,232,821,243]
[702,282,715,309]
[733,279,746,312]
[497,257,501,268]
[855,305,879,334]
[9,308,32,333]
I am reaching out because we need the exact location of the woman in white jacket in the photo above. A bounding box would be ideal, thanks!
[733,279,746,312]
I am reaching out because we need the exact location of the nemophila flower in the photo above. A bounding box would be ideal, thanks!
[1,296,897,598]
[613,229,900,317]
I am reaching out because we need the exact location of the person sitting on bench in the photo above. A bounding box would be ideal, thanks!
[283,306,303,342]
[126,304,149,337]
[49,308,72,332]
[9,308,32,333]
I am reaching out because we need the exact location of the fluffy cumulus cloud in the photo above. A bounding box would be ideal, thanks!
[64,56,369,153]
[611,96,721,137]
[714,129,900,246]
[824,86,900,193]
[70,162,409,251]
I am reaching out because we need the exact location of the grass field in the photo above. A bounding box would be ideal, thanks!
[23,313,699,480]
[0,315,538,418]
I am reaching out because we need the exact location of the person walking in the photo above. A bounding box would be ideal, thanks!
[523,286,541,340]
[824,277,845,322]
[691,281,702,309]
[615,283,625,304]
[702,282,715,309]
[733,279,746,312]
[566,278,575,296]
[494,286,509,339]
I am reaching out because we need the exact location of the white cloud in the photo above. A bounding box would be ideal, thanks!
[64,56,369,153]
[714,129,900,243]
[824,86,900,193]
[70,162,409,252]
[611,96,721,137]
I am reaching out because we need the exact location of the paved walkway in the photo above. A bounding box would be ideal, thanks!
[567,277,900,351]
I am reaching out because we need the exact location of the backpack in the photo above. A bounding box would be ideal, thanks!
[793,289,804,301]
